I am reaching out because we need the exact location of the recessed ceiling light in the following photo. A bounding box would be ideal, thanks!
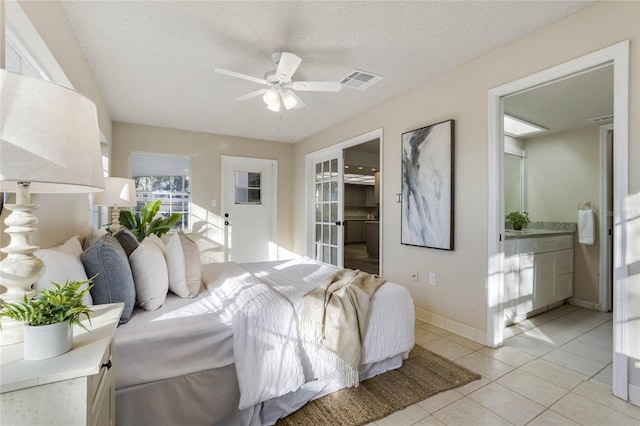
[372,168,376,171]
[504,114,547,137]
[345,165,349,168]
[358,166,363,170]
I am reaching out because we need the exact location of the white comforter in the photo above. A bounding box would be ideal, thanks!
[201,257,415,410]
[202,261,305,409]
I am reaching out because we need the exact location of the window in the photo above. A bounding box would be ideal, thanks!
[4,28,49,80]
[130,153,191,229]
[235,171,262,204]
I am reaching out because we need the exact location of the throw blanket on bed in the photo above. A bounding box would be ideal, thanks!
[300,268,386,387]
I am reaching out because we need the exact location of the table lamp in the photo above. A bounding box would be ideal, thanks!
[93,177,137,232]
[0,70,105,345]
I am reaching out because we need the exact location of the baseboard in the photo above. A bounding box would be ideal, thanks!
[415,307,487,346]
[568,298,600,310]
[629,383,640,407]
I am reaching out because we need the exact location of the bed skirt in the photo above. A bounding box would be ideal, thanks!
[116,365,246,426]
[116,352,408,426]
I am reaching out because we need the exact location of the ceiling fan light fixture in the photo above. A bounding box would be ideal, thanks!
[263,88,279,106]
[267,100,281,112]
[281,90,297,110]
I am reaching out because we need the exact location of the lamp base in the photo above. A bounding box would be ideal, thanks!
[0,186,43,346]
[109,205,121,232]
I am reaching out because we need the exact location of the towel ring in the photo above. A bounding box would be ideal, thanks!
[578,200,593,210]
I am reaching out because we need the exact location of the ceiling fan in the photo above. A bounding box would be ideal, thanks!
[214,52,342,112]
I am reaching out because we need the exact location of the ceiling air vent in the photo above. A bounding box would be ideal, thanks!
[588,114,614,124]
[340,70,383,90]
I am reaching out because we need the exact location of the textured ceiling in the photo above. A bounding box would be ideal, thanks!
[504,64,613,137]
[60,1,596,144]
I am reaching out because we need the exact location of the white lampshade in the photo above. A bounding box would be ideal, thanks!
[0,70,104,193]
[93,177,137,207]
[0,70,105,346]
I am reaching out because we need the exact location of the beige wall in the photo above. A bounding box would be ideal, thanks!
[292,1,640,343]
[18,0,112,144]
[111,122,294,264]
[525,126,600,305]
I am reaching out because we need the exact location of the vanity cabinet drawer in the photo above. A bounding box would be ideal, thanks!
[518,235,572,254]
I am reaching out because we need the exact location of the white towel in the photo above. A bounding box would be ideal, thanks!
[578,208,595,245]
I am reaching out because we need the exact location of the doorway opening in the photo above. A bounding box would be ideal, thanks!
[487,41,629,400]
[305,129,383,274]
[500,63,615,389]
[343,140,380,275]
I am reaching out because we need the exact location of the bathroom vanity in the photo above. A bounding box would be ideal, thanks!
[503,228,575,325]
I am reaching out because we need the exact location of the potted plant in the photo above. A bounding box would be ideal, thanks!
[0,279,93,361]
[506,211,530,231]
[118,199,183,242]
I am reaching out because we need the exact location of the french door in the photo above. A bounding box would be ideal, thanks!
[312,153,343,267]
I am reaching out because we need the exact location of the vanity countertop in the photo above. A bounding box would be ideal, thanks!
[504,228,575,240]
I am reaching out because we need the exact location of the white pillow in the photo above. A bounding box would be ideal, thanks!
[146,233,166,255]
[166,231,201,298]
[34,236,93,306]
[129,237,169,311]
[82,227,107,250]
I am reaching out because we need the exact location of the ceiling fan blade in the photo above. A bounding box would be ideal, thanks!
[214,68,269,85]
[291,81,342,92]
[276,52,302,81]
[289,91,306,110]
[235,89,268,102]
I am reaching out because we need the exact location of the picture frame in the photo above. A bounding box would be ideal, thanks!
[401,119,455,250]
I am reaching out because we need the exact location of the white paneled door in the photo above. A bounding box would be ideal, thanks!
[312,154,343,267]
[221,156,277,263]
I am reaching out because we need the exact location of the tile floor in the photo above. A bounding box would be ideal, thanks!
[371,304,640,425]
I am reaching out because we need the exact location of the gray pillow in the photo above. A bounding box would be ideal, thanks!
[82,235,136,324]
[113,227,140,258]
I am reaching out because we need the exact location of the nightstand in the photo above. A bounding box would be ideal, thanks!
[1,303,123,426]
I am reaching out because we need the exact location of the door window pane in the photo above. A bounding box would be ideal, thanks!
[234,171,262,204]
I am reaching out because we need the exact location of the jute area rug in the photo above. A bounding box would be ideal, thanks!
[277,345,481,426]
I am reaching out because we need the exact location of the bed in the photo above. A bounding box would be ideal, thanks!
[6,194,415,425]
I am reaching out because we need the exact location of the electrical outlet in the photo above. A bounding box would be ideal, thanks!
[410,271,419,282]
[429,272,437,285]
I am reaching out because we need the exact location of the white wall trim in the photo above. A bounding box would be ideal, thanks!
[487,40,629,399]
[568,298,600,311]
[599,123,614,313]
[416,307,487,346]
[504,146,525,157]
[629,382,640,406]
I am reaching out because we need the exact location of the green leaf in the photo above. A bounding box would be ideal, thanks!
[0,279,94,328]
[119,210,139,230]
[116,200,183,241]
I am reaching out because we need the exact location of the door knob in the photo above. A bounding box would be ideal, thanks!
[335,221,342,226]
[225,221,230,226]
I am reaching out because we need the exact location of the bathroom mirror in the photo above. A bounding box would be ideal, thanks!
[504,146,525,215]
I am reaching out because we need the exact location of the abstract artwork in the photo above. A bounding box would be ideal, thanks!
[401,120,455,250]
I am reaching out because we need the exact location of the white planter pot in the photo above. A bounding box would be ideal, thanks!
[23,320,73,361]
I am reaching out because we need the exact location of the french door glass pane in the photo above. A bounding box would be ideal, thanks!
[314,156,341,266]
